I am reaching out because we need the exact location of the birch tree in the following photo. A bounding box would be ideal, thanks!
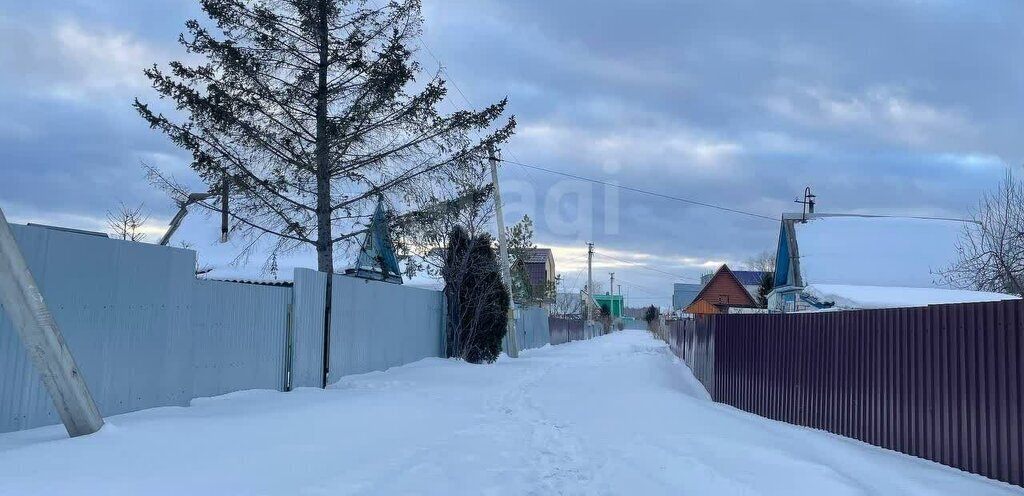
[106,202,150,242]
[942,170,1024,296]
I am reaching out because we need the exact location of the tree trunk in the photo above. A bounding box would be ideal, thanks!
[315,0,333,389]
[314,0,333,274]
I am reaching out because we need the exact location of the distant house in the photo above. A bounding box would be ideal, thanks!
[672,283,702,311]
[768,213,1019,312]
[593,293,623,318]
[523,248,556,303]
[684,264,757,315]
[732,270,770,302]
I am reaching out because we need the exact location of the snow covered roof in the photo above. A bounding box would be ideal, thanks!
[802,284,1019,310]
[796,215,971,287]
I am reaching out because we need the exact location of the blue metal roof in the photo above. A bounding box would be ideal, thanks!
[732,270,770,286]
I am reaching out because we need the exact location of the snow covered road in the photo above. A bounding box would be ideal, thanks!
[0,330,1020,495]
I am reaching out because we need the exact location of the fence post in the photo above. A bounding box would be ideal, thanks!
[284,302,294,392]
[440,291,448,358]
[0,208,103,436]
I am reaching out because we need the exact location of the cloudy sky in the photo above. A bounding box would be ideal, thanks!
[1,0,1022,306]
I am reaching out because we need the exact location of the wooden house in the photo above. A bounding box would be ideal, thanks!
[684,264,757,315]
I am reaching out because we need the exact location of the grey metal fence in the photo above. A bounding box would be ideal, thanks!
[548,317,604,345]
[0,223,586,434]
[669,302,1024,487]
[328,272,444,379]
[0,224,290,433]
[190,279,292,398]
[515,306,551,351]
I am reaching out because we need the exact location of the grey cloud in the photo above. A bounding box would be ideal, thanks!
[1,0,1021,302]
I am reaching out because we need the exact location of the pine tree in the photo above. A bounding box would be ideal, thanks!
[505,214,537,302]
[644,305,658,324]
[442,225,509,363]
[135,0,515,272]
[757,272,774,307]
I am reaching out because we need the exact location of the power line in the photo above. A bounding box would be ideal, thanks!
[403,10,775,241]
[498,158,778,222]
[407,10,774,226]
[555,253,589,290]
[613,276,669,296]
[396,13,558,191]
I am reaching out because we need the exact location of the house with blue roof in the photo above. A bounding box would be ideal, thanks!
[768,212,1017,312]
[701,269,769,303]
[674,269,770,313]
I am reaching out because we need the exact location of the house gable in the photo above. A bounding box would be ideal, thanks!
[684,264,757,314]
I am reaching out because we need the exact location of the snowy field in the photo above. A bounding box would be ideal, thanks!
[0,330,1020,495]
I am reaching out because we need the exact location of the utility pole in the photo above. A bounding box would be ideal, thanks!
[490,146,518,358]
[609,272,615,295]
[0,207,103,437]
[586,242,594,322]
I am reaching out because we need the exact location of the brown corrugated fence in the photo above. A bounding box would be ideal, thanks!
[668,300,1023,487]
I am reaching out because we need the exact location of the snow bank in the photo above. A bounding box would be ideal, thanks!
[0,331,1019,495]
[797,216,968,287]
[804,284,1020,310]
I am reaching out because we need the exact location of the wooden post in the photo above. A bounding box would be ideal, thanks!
[0,207,103,436]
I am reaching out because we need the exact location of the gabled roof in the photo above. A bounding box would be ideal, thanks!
[685,264,758,314]
[524,248,553,264]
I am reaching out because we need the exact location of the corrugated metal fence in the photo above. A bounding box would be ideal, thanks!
[515,306,552,351]
[0,224,574,434]
[0,224,290,432]
[328,271,445,379]
[667,318,714,392]
[549,317,604,345]
[190,279,292,399]
[670,301,1024,487]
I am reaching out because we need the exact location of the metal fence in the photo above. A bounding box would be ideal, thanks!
[190,279,292,398]
[328,272,445,379]
[0,223,576,434]
[670,301,1024,487]
[0,224,290,433]
[0,225,448,433]
[549,317,604,345]
[667,318,714,392]
[515,306,552,351]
